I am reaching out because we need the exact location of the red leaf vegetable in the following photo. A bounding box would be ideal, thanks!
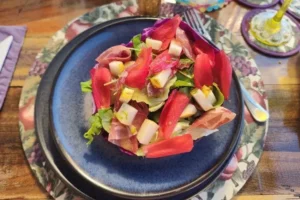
[193,39,215,65]
[176,27,195,61]
[149,50,179,74]
[158,90,190,139]
[111,136,139,153]
[109,118,138,153]
[108,118,132,141]
[125,47,152,89]
[143,134,194,158]
[151,15,182,51]
[90,67,112,110]
[194,53,213,89]
[214,50,232,99]
[95,45,131,66]
[190,107,236,130]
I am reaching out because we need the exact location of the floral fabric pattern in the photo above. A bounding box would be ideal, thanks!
[19,1,268,200]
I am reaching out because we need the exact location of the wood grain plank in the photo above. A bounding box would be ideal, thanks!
[234,195,299,200]
[1,0,300,199]
[0,0,116,25]
[0,87,49,200]
[264,85,300,152]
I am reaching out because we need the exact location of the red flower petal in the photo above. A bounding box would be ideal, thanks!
[143,134,193,158]
[194,53,213,89]
[214,50,232,99]
[193,39,215,65]
[151,15,182,51]
[125,47,152,89]
[150,50,179,74]
[158,90,190,139]
[90,66,112,109]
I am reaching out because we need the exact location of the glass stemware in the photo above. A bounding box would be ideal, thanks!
[250,0,294,46]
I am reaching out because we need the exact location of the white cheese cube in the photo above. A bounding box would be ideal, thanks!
[191,89,214,111]
[168,39,182,57]
[150,69,172,88]
[137,119,159,145]
[109,61,125,76]
[146,38,162,50]
[116,103,138,125]
[180,104,197,118]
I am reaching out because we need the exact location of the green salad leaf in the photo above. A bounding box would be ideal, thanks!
[173,72,194,88]
[84,115,102,145]
[212,83,224,108]
[98,108,114,133]
[178,65,194,79]
[132,34,146,56]
[80,80,92,93]
[149,102,165,112]
[131,76,177,107]
[84,108,113,145]
[173,80,194,88]
[179,58,194,68]
[178,87,192,98]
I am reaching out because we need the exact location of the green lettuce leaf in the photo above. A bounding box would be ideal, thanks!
[84,115,102,145]
[179,58,194,68]
[173,72,194,88]
[178,66,194,79]
[80,80,92,93]
[98,108,113,133]
[84,108,113,145]
[173,80,194,87]
[178,87,192,98]
[131,76,177,107]
[212,83,224,108]
[149,102,165,112]
[132,34,146,56]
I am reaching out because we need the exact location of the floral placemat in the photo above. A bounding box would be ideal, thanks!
[19,1,268,199]
[241,9,300,57]
[176,0,232,12]
[236,0,280,8]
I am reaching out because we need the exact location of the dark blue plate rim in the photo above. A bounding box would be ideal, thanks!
[46,16,244,199]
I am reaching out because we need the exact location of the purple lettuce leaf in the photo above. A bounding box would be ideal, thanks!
[139,17,219,52]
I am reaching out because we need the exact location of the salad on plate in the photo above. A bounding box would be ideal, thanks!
[80,15,236,158]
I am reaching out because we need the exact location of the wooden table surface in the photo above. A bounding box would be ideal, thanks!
[0,0,299,199]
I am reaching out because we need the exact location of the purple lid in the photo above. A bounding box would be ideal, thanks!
[237,0,280,8]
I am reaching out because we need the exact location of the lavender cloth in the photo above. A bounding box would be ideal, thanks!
[0,26,27,109]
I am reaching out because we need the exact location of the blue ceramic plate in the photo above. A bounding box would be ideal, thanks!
[49,17,243,199]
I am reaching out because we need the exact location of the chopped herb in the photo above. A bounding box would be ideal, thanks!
[173,72,194,88]
[84,108,113,145]
[132,34,146,57]
[80,80,92,93]
[212,83,224,108]
[179,58,194,66]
